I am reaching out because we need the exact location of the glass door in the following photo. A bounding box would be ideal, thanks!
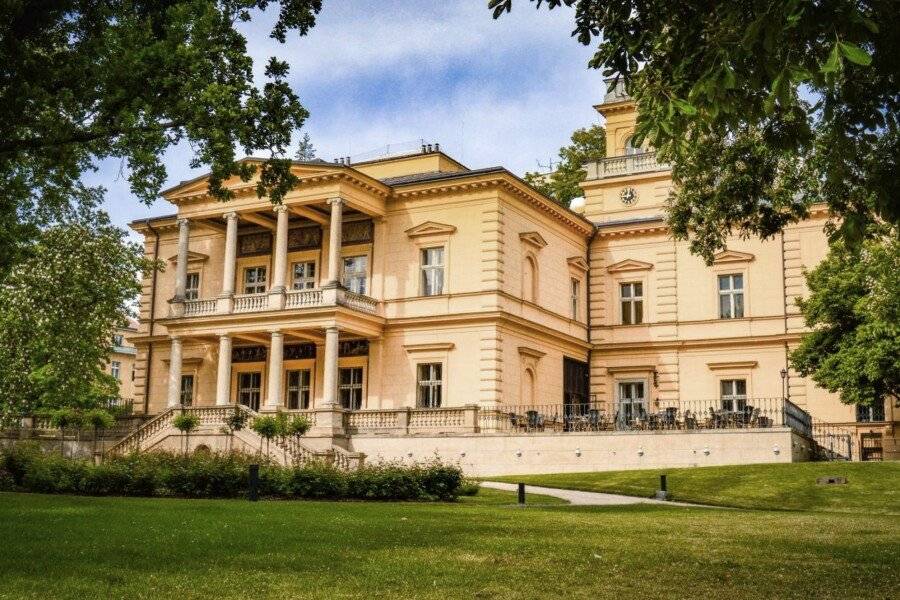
[238,372,262,411]
[616,381,646,428]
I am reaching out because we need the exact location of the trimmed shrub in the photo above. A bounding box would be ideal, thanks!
[457,479,481,497]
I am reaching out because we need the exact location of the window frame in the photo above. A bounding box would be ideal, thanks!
[242,266,268,295]
[185,272,201,300]
[620,281,644,325]
[180,374,195,406]
[856,403,886,423]
[416,362,443,408]
[338,366,364,410]
[719,378,748,412]
[110,360,121,381]
[237,371,262,411]
[420,247,445,297]
[285,368,312,410]
[717,273,745,319]
[290,260,317,291]
[342,255,368,295]
[570,278,581,320]
[616,380,647,426]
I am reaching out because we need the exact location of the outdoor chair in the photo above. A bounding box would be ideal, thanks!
[525,410,543,431]
[587,409,602,431]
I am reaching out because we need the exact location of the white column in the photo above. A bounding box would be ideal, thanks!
[221,212,239,296]
[323,326,340,406]
[272,205,289,291]
[326,198,343,286]
[265,331,284,410]
[216,334,232,406]
[166,337,183,408]
[173,218,190,300]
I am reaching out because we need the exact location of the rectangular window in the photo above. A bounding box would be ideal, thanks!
[417,363,443,408]
[339,367,364,410]
[571,278,581,320]
[113,334,124,347]
[238,372,262,411]
[856,403,885,423]
[110,361,121,381]
[180,374,194,406]
[286,369,312,410]
[720,379,747,412]
[616,381,646,426]
[185,272,200,300]
[291,261,317,290]
[718,274,744,319]
[620,282,644,325]
[342,256,368,295]
[243,266,267,294]
[421,247,445,296]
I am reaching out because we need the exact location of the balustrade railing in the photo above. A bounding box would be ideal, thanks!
[173,288,378,316]
[233,293,268,313]
[584,151,669,180]
[285,289,323,309]
[338,289,378,314]
[183,298,217,316]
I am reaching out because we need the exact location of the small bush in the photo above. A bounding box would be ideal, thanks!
[457,479,481,496]
[173,413,200,433]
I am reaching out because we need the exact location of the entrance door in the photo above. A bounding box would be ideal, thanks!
[563,357,589,429]
[237,372,262,411]
[617,381,646,427]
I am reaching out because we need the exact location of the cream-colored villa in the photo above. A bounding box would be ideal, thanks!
[118,82,896,472]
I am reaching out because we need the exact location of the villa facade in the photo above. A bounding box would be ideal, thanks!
[124,83,897,465]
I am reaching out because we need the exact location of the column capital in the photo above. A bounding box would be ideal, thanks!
[177,217,190,228]
[170,334,182,342]
[272,204,288,214]
[222,211,238,221]
[269,330,284,338]
[217,332,231,340]
[326,197,344,206]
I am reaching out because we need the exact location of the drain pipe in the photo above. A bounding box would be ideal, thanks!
[780,230,790,401]
[586,225,598,403]
[143,220,161,415]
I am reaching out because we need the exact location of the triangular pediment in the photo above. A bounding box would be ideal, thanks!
[567,256,589,272]
[606,259,653,273]
[519,231,548,250]
[713,250,755,264]
[166,250,209,265]
[405,221,457,238]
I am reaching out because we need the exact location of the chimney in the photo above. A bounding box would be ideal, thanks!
[435,143,440,152]
[427,144,433,153]
[346,156,351,165]
[421,144,427,153]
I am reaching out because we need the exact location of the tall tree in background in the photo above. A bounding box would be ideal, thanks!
[295,132,317,161]
[524,124,605,207]
[790,231,899,407]
[0,213,154,426]
[0,0,323,276]
[491,0,898,262]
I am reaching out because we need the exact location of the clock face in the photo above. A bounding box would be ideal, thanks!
[620,187,637,206]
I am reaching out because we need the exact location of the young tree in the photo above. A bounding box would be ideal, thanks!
[0,0,323,276]
[524,124,606,207]
[295,133,317,161]
[173,413,201,455]
[0,214,153,426]
[790,231,900,408]
[491,1,898,262]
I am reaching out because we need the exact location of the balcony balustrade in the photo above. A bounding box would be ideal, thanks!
[178,287,379,318]
[583,151,669,180]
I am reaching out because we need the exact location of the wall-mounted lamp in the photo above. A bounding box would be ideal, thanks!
[653,370,659,388]
[773,445,781,455]
[515,449,522,458]
[637,446,644,457]
[780,368,788,400]
[703,447,710,456]
[575,447,582,457]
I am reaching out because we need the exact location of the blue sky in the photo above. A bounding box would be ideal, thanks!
[88,1,604,240]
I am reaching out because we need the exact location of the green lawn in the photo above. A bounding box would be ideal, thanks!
[1,489,898,599]
[491,462,900,514]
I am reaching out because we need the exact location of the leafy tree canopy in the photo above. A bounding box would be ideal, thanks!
[524,123,605,207]
[0,213,154,426]
[491,0,898,262]
[790,230,899,407]
[0,0,323,275]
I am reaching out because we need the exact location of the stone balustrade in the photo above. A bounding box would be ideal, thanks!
[183,298,217,317]
[285,289,323,309]
[233,293,269,313]
[172,287,378,317]
[345,406,480,435]
[583,151,669,180]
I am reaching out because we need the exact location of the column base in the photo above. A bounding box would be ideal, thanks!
[169,298,185,318]
[216,294,234,314]
[268,289,286,310]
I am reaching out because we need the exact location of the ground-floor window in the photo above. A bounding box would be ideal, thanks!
[720,379,747,411]
[417,363,442,408]
[616,381,646,425]
[286,369,311,409]
[180,374,194,406]
[856,403,885,423]
[339,367,363,410]
[238,372,262,411]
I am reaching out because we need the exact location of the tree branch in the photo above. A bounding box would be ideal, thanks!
[0,121,184,155]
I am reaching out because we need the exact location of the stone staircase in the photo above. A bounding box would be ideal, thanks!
[105,405,364,469]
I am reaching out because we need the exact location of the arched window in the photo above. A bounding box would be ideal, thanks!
[624,136,641,155]
[523,255,538,303]
[523,368,536,406]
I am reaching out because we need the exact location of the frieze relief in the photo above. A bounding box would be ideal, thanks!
[237,232,272,257]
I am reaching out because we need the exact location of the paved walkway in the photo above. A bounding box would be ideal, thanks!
[480,481,704,507]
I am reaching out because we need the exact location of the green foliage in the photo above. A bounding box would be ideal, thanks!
[251,416,279,440]
[524,124,606,207]
[172,413,200,434]
[790,232,900,406]
[83,409,116,432]
[491,0,898,261]
[224,410,248,432]
[295,132,317,161]
[457,479,481,497]
[0,0,323,275]
[49,408,82,431]
[0,216,152,426]
[0,445,465,501]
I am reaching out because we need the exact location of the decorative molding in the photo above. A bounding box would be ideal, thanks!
[343,219,374,245]
[712,250,755,264]
[707,360,758,370]
[237,231,272,257]
[518,231,548,250]
[166,250,209,265]
[517,346,546,359]
[606,258,653,273]
[567,256,589,273]
[404,342,455,353]
[339,339,369,357]
[162,357,203,366]
[606,364,655,374]
[287,226,322,251]
[405,221,457,238]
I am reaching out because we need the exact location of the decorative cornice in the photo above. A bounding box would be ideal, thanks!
[712,250,755,264]
[567,256,589,272]
[519,231,548,250]
[404,342,455,353]
[606,364,656,374]
[606,258,654,273]
[166,250,209,265]
[405,221,458,238]
[707,360,759,370]
[517,346,547,359]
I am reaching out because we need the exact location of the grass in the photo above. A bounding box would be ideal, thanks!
[1,487,898,599]
[490,462,900,514]
[457,487,568,506]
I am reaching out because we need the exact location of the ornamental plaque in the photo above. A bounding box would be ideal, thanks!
[619,187,637,206]
[238,232,272,257]
[342,220,373,246]
[232,345,267,363]
[287,226,322,251]
[339,339,369,357]
[284,343,317,360]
